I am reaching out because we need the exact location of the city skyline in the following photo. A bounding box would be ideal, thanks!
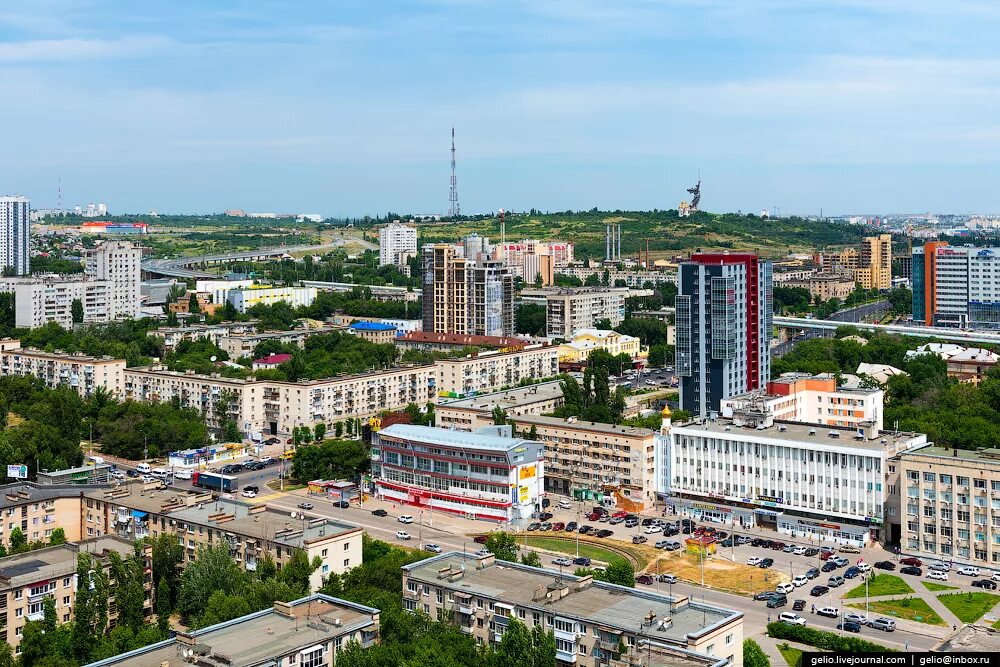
[2,1,1000,216]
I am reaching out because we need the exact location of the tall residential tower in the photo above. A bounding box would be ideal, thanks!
[0,196,30,276]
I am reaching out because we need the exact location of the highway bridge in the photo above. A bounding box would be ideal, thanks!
[774,316,1000,345]
[142,239,377,279]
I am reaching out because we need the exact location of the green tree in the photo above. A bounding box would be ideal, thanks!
[314,422,327,442]
[515,303,547,336]
[49,527,66,545]
[492,406,508,426]
[71,298,84,324]
[743,638,771,667]
[601,559,635,587]
[520,551,541,567]
[8,527,25,554]
[291,439,369,483]
[72,553,109,661]
[151,533,184,608]
[156,576,172,636]
[278,549,321,594]
[197,590,251,629]
[188,294,201,314]
[177,543,247,621]
[484,532,519,562]
[109,551,147,633]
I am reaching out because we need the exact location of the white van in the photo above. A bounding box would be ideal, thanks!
[776,582,795,595]
[135,463,151,474]
[151,468,170,479]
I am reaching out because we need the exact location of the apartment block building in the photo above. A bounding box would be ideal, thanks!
[422,244,469,335]
[467,260,515,337]
[219,325,344,359]
[0,342,127,398]
[95,488,362,590]
[667,416,926,546]
[152,321,260,354]
[506,414,659,511]
[402,552,744,667]
[557,267,675,288]
[434,345,559,399]
[522,287,630,339]
[0,196,29,277]
[394,332,527,353]
[676,253,772,418]
[0,276,111,329]
[436,381,566,431]
[227,286,317,313]
[85,241,142,321]
[855,234,892,291]
[0,484,93,544]
[379,221,417,268]
[372,424,545,523]
[896,445,1000,569]
[0,537,151,653]
[86,594,380,667]
[720,373,884,432]
[782,273,856,301]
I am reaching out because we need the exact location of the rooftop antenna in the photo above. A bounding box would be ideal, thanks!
[57,177,62,210]
[448,128,460,218]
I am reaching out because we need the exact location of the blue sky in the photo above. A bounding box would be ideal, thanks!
[2,0,999,216]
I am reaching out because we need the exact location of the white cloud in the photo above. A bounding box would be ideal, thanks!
[0,36,170,63]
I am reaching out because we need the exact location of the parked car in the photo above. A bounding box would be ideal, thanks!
[766,595,787,608]
[816,606,839,619]
[821,562,838,573]
[809,585,829,597]
[873,561,895,571]
[972,579,998,590]
[557,500,572,510]
[635,575,654,585]
[754,591,778,601]
[658,574,678,584]
[833,557,850,567]
[927,570,949,581]
[664,541,681,551]
[552,557,573,567]
[792,575,808,587]
[901,557,922,566]
[758,558,774,569]
[828,576,845,587]
[782,544,796,553]
[930,562,951,572]
[174,469,192,480]
[424,544,443,553]
[868,618,896,632]
[644,525,663,534]
[655,540,672,549]
[632,535,648,544]
[595,529,614,538]
[900,566,922,576]
[624,519,639,528]
[110,470,125,480]
[992,572,1000,582]
[771,542,787,551]
[473,535,489,544]
[839,545,861,554]
[805,567,820,580]
[609,516,625,525]
[792,599,806,611]
[552,522,566,531]
[398,515,414,524]
[747,556,762,566]
[539,522,552,531]
[776,582,795,595]
[844,613,868,624]
[819,551,833,561]
[778,612,806,626]
[538,512,553,521]
[958,566,981,577]
[396,531,411,540]
[371,509,388,517]
[297,502,314,510]
[566,521,578,532]
[573,557,591,566]
[804,548,820,557]
[838,621,862,633]
[527,522,541,531]
[793,546,808,556]
[844,566,861,579]
[857,562,872,573]
[578,525,593,534]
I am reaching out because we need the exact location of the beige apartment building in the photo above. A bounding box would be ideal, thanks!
[783,273,856,301]
[87,594,380,667]
[152,321,259,354]
[436,380,566,431]
[0,484,94,544]
[0,536,151,653]
[220,326,345,359]
[435,345,559,399]
[506,415,659,511]
[896,445,1000,569]
[522,287,630,339]
[856,234,893,291]
[402,552,744,667]
[0,342,127,398]
[422,244,469,335]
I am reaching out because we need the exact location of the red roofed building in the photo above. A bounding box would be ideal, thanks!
[252,353,293,370]
[395,331,529,353]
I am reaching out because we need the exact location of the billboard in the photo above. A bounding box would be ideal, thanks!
[6,465,27,479]
[519,465,536,480]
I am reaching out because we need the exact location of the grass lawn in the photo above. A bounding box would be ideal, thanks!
[937,592,1000,624]
[922,581,959,592]
[521,537,641,568]
[266,479,306,492]
[844,574,914,599]
[993,619,1000,630]
[778,644,803,667]
[847,598,946,626]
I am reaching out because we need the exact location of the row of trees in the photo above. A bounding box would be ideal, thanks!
[555,369,627,425]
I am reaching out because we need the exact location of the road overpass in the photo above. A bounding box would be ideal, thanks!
[774,316,1000,345]
[142,239,378,279]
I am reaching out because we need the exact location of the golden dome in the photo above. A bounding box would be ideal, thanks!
[661,404,672,417]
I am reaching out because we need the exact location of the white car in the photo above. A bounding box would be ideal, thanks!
[844,612,867,624]
[396,531,411,540]
[558,500,572,510]
[747,556,762,566]
[927,570,949,581]
[475,549,492,557]
[778,612,807,626]
[424,544,443,553]
[992,572,1000,582]
[398,515,414,524]
[793,546,807,556]
[644,525,663,534]
[816,606,839,619]
[792,575,808,587]
[552,557,573,567]
[776,582,795,595]
[173,469,192,480]
[930,562,951,572]
[241,489,257,498]
[957,566,980,576]
[856,562,871,573]
[110,470,125,480]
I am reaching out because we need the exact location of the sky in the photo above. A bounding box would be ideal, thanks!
[2,0,1000,217]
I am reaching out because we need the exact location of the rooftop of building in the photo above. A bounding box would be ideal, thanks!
[508,414,657,439]
[763,372,882,396]
[569,328,636,341]
[438,380,565,412]
[124,362,436,385]
[520,286,630,296]
[85,595,379,667]
[672,417,924,452]
[378,424,536,453]
[253,353,293,366]
[397,331,527,347]
[900,444,1000,464]
[0,536,135,590]
[225,326,342,341]
[433,342,552,362]
[934,624,1000,653]
[153,321,259,335]
[0,346,124,363]
[404,553,740,646]
[0,482,108,510]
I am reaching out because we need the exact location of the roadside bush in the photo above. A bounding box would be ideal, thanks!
[766,622,897,652]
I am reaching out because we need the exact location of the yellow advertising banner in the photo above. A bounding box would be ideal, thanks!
[519,465,536,480]
[519,485,530,502]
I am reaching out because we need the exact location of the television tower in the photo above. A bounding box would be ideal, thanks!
[448,127,460,217]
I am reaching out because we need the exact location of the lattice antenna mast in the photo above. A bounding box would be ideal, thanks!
[448,127,460,217]
[499,208,506,262]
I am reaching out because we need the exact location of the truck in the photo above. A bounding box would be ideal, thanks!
[191,471,238,493]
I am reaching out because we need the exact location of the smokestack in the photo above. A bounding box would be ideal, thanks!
[617,225,622,261]
[606,225,611,261]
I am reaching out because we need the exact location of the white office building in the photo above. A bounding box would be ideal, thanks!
[0,196,30,276]
[379,222,417,268]
[666,414,926,546]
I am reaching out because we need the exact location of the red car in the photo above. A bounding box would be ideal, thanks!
[900,557,922,566]
[635,575,654,585]
[587,512,603,521]
[771,542,786,550]
[612,511,628,519]
[473,535,488,544]
[819,551,833,560]
[551,522,566,531]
